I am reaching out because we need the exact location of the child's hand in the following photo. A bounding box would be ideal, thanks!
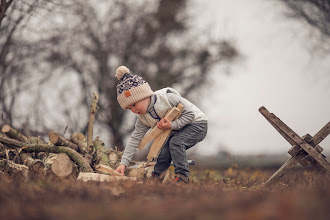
[157,118,171,130]
[115,164,126,176]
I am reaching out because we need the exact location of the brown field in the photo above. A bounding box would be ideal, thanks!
[0,167,329,220]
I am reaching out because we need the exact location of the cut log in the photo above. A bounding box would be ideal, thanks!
[108,151,118,165]
[10,141,93,172]
[49,132,79,152]
[93,140,111,167]
[51,153,74,177]
[71,132,88,154]
[77,172,137,182]
[1,125,28,142]
[20,153,45,173]
[95,164,122,176]
[87,92,99,151]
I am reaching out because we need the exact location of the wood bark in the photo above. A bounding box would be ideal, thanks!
[49,131,79,152]
[23,144,93,172]
[4,160,29,177]
[20,153,45,173]
[93,140,111,167]
[87,92,99,151]
[1,125,28,142]
[0,135,25,148]
[0,136,92,172]
[71,132,88,154]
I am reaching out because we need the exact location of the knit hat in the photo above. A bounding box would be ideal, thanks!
[115,66,154,109]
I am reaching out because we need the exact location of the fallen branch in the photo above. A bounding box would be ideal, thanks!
[87,92,99,151]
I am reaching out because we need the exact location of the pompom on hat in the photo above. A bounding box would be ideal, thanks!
[115,66,154,109]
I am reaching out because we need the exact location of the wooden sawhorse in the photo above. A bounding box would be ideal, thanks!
[259,106,330,187]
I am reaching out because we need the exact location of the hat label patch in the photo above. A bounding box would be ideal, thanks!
[124,90,131,97]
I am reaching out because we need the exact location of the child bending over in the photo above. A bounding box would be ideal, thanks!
[115,66,207,183]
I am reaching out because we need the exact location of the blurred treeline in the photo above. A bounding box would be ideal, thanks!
[0,0,240,150]
[0,0,329,151]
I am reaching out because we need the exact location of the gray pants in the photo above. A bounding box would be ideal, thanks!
[153,121,208,177]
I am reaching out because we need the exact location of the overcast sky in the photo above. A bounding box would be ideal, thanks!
[190,0,330,156]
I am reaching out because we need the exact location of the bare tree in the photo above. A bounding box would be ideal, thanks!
[1,0,240,150]
[33,0,240,150]
[0,0,14,27]
[0,1,38,126]
[0,0,75,136]
[279,0,330,37]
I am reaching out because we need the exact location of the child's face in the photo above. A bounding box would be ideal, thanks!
[127,97,150,115]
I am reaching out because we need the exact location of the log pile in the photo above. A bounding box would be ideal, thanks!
[0,93,142,182]
[0,125,133,179]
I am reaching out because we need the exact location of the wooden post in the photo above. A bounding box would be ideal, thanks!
[259,106,330,187]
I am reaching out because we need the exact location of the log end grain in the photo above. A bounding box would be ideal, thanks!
[51,153,73,177]
[48,132,59,145]
[1,125,11,133]
[108,152,118,165]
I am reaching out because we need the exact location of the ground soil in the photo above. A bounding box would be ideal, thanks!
[0,167,329,220]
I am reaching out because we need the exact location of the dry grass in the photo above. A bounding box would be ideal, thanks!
[0,167,329,220]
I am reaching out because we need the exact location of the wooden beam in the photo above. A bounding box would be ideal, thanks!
[77,172,137,182]
[264,151,306,187]
[311,121,330,146]
[259,107,296,146]
[147,129,171,161]
[259,107,330,174]
[95,164,122,176]
[146,103,184,161]
[138,104,183,150]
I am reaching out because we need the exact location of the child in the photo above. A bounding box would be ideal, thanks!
[115,66,208,183]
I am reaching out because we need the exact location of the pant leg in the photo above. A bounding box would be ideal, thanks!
[152,139,172,176]
[169,122,208,177]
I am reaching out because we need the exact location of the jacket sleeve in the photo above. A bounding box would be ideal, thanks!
[166,93,195,130]
[120,118,150,166]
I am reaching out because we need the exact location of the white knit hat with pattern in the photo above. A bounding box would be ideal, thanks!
[115,66,154,109]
